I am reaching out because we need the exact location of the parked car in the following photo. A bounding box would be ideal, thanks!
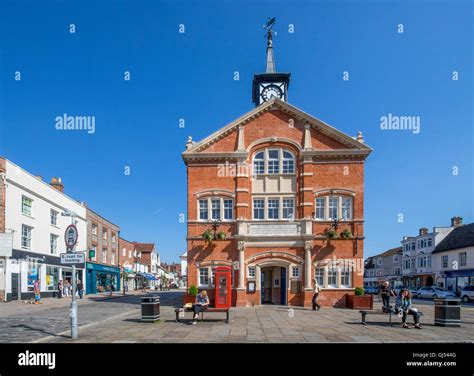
[460,285,474,303]
[364,287,378,294]
[415,286,456,300]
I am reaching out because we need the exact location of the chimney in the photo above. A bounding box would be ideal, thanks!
[419,227,428,236]
[451,216,463,227]
[50,177,64,193]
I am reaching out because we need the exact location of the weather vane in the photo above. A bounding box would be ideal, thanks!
[263,17,277,46]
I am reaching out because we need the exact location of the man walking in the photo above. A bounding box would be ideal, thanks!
[77,280,84,299]
[312,278,321,311]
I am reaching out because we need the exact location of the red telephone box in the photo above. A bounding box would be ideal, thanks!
[214,266,231,308]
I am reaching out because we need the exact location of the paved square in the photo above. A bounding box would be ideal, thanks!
[41,297,474,343]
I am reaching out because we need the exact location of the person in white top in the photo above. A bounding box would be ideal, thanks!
[312,278,321,311]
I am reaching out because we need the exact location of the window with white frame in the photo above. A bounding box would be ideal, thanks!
[111,232,116,243]
[282,198,294,220]
[50,210,58,226]
[92,223,98,235]
[315,197,325,220]
[21,225,32,249]
[327,265,337,288]
[128,250,132,258]
[377,258,382,266]
[198,197,234,221]
[248,266,256,278]
[199,267,209,286]
[211,198,221,220]
[122,248,126,257]
[22,196,33,216]
[314,195,353,221]
[199,199,209,220]
[340,266,352,288]
[102,248,107,263]
[315,267,324,286]
[253,197,296,220]
[292,266,300,279]
[460,252,467,267]
[442,255,448,269]
[102,229,107,240]
[282,151,294,173]
[91,245,97,261]
[253,151,265,175]
[223,199,233,220]
[252,148,295,175]
[111,251,115,265]
[50,234,58,254]
[267,199,279,219]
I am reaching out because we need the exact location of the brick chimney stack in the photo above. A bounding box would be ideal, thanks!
[451,216,463,227]
[50,177,64,193]
[419,227,428,236]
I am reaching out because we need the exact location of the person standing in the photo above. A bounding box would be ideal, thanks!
[380,281,396,310]
[34,279,41,304]
[63,280,69,297]
[312,278,321,311]
[57,280,63,299]
[77,280,84,299]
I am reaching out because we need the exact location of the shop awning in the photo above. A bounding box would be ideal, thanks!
[138,272,157,280]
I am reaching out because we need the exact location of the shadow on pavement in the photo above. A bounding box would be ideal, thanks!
[10,324,70,339]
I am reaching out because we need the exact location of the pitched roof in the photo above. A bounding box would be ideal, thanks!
[433,223,474,253]
[374,247,402,258]
[132,242,155,253]
[182,98,372,156]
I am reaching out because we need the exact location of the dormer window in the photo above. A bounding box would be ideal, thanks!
[252,148,295,175]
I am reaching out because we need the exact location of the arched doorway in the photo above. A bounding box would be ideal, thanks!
[426,276,434,286]
[260,265,287,305]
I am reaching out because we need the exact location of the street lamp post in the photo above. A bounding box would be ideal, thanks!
[61,209,78,340]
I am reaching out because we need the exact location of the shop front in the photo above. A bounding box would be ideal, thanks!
[86,262,121,294]
[444,269,474,293]
[6,249,85,301]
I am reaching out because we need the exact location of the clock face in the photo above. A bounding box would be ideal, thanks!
[261,84,283,102]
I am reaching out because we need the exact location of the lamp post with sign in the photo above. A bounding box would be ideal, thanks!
[62,210,79,339]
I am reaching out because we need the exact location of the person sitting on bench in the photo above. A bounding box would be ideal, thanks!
[396,288,422,329]
[192,290,209,325]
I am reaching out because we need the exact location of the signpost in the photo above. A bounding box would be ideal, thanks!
[62,213,79,339]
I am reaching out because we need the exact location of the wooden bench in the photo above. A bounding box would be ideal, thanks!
[175,306,230,323]
[359,309,423,326]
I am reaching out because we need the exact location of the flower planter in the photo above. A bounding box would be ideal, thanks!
[184,294,196,304]
[346,294,373,309]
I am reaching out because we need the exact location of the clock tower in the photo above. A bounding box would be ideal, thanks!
[252,18,291,106]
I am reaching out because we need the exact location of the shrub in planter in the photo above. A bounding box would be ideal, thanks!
[216,231,227,240]
[347,287,372,309]
[354,287,364,296]
[340,229,353,239]
[202,229,214,243]
[185,285,199,304]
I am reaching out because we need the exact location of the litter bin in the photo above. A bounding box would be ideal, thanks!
[141,294,160,322]
[434,298,461,327]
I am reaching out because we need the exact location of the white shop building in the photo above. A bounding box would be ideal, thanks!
[1,158,87,301]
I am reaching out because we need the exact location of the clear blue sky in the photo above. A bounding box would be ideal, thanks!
[0,0,472,262]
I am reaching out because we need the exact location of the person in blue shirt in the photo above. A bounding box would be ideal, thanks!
[192,290,209,325]
[396,288,421,329]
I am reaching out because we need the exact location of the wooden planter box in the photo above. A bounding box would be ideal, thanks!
[184,294,196,304]
[346,294,373,309]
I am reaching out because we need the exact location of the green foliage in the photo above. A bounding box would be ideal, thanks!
[340,229,353,239]
[216,231,227,240]
[202,229,214,243]
[188,285,198,296]
[325,229,338,239]
[354,287,365,296]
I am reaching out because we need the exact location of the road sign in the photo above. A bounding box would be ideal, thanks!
[65,224,78,249]
[60,253,85,265]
